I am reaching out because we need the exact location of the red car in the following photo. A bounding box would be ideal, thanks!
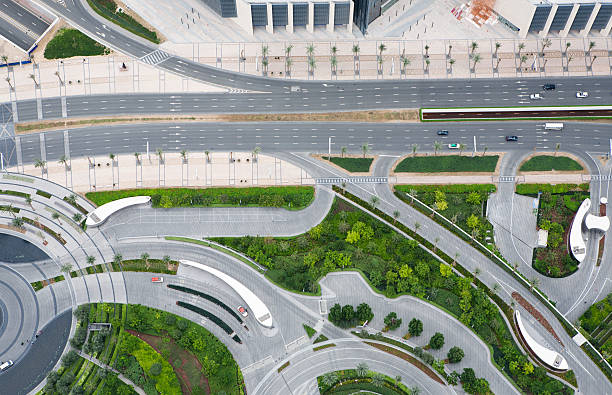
[151,277,164,283]
[237,306,248,318]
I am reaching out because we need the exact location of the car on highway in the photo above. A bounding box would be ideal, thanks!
[543,84,556,90]
[576,91,589,98]
[448,143,459,149]
[0,360,13,371]
[530,93,542,100]
[237,306,248,317]
[151,276,164,283]
[505,136,519,142]
[437,130,449,136]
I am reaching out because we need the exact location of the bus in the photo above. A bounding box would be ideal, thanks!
[545,123,564,130]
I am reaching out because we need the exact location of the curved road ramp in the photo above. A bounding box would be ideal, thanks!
[515,311,569,372]
[570,198,611,263]
[421,106,612,121]
[85,196,151,227]
[179,259,273,328]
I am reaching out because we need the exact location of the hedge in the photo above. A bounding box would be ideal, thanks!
[395,184,497,194]
[85,186,314,210]
[168,284,244,324]
[515,183,589,196]
[176,301,241,343]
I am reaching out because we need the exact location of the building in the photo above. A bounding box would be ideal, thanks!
[493,0,612,38]
[199,0,355,35]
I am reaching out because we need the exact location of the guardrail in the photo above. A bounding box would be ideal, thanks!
[421,105,612,121]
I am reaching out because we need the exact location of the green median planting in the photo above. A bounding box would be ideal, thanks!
[394,155,498,173]
[44,28,110,59]
[322,156,374,173]
[85,186,314,210]
[520,155,584,172]
[87,0,160,44]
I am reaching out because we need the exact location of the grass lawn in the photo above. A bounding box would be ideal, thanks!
[85,186,314,210]
[394,155,499,173]
[533,189,589,277]
[322,156,373,172]
[520,155,583,171]
[303,324,316,338]
[44,28,110,59]
[87,0,159,43]
[112,258,178,274]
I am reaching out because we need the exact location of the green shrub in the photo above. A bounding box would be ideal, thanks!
[44,28,110,59]
[395,184,496,194]
[428,332,445,350]
[322,156,373,172]
[515,183,589,196]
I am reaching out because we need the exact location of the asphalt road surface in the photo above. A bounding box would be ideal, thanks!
[6,120,610,167]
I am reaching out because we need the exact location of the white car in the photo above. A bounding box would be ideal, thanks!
[530,93,542,100]
[448,143,459,149]
[576,91,589,98]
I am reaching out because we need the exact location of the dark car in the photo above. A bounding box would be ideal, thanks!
[543,84,556,90]
[506,136,518,142]
[437,130,449,136]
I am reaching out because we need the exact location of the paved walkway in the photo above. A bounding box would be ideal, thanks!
[75,349,145,395]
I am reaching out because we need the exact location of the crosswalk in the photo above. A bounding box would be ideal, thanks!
[316,177,388,184]
[139,50,171,65]
[589,174,612,181]
[498,176,516,183]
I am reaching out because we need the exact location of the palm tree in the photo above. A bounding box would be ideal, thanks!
[410,386,421,395]
[517,42,525,57]
[356,362,369,377]
[494,42,501,57]
[180,149,188,163]
[361,143,369,158]
[306,44,315,58]
[474,267,481,277]
[401,56,410,75]
[34,159,47,176]
[330,55,338,75]
[565,42,571,54]
[395,375,402,384]
[458,143,466,156]
[425,59,430,73]
[449,58,455,73]
[530,277,540,291]
[378,43,386,57]
[261,57,268,75]
[470,41,478,54]
[414,221,421,232]
[5,76,13,91]
[162,255,171,268]
[58,155,69,169]
[352,44,360,59]
[11,216,25,229]
[519,55,528,67]
[109,153,116,163]
[204,150,210,163]
[156,148,163,163]
[453,252,460,266]
[261,45,269,59]
[412,144,418,157]
[493,283,500,294]
[378,56,384,74]
[285,57,293,76]
[433,141,441,156]
[52,211,61,224]
[555,143,560,156]
[87,255,96,265]
[285,44,293,57]
[589,41,596,53]
[393,210,400,224]
[472,54,481,71]
[408,189,417,205]
[434,236,440,251]
[73,213,83,223]
[308,57,316,75]
[0,55,8,66]
[134,152,141,164]
[54,71,64,85]
[589,55,597,68]
[370,195,379,210]
[61,263,73,273]
[541,38,552,54]
[25,195,33,208]
[141,252,150,269]
[341,181,346,195]
[371,373,384,387]
[482,146,488,157]
[321,372,338,387]
[341,146,347,158]
[252,146,261,161]
[113,254,123,265]
[424,44,430,57]
[331,45,337,55]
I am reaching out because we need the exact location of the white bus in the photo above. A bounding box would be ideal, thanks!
[545,123,564,130]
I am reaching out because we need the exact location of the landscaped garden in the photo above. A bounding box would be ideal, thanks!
[519,155,584,172]
[213,197,572,394]
[517,184,590,277]
[44,28,110,59]
[394,155,499,173]
[322,156,374,173]
[395,184,497,247]
[317,367,415,395]
[43,303,243,394]
[87,0,160,43]
[580,293,612,364]
[85,186,314,210]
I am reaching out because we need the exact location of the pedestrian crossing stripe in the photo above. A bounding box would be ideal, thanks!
[139,50,171,65]
[316,177,388,184]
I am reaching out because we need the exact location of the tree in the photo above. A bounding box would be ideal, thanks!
[449,58,455,73]
[529,277,540,291]
[141,252,150,269]
[321,372,338,387]
[113,253,123,266]
[308,57,316,74]
[518,42,525,56]
[589,41,596,52]
[471,41,478,54]
[341,304,355,322]
[330,55,337,74]
[341,146,347,158]
[458,143,466,156]
[429,332,444,349]
[440,263,452,277]
[378,43,387,57]
[52,211,61,224]
[61,350,78,367]
[402,56,410,74]
[494,42,501,57]
[34,158,47,176]
[61,263,73,273]
[447,346,464,363]
[466,214,480,230]
[11,216,25,229]
[369,195,379,209]
[408,318,423,336]
[433,141,441,155]
[356,362,369,377]
[371,373,384,387]
[412,144,418,157]
[361,143,369,158]
[471,54,481,70]
[356,303,373,322]
[352,44,360,58]
[424,44,430,57]
[466,191,481,205]
[87,255,95,265]
[328,303,342,323]
[384,312,402,330]
[149,363,162,376]
[393,210,400,224]
[519,55,528,67]
[73,213,83,223]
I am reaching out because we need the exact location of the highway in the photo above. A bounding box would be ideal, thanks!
[7,121,610,167]
[2,77,612,124]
